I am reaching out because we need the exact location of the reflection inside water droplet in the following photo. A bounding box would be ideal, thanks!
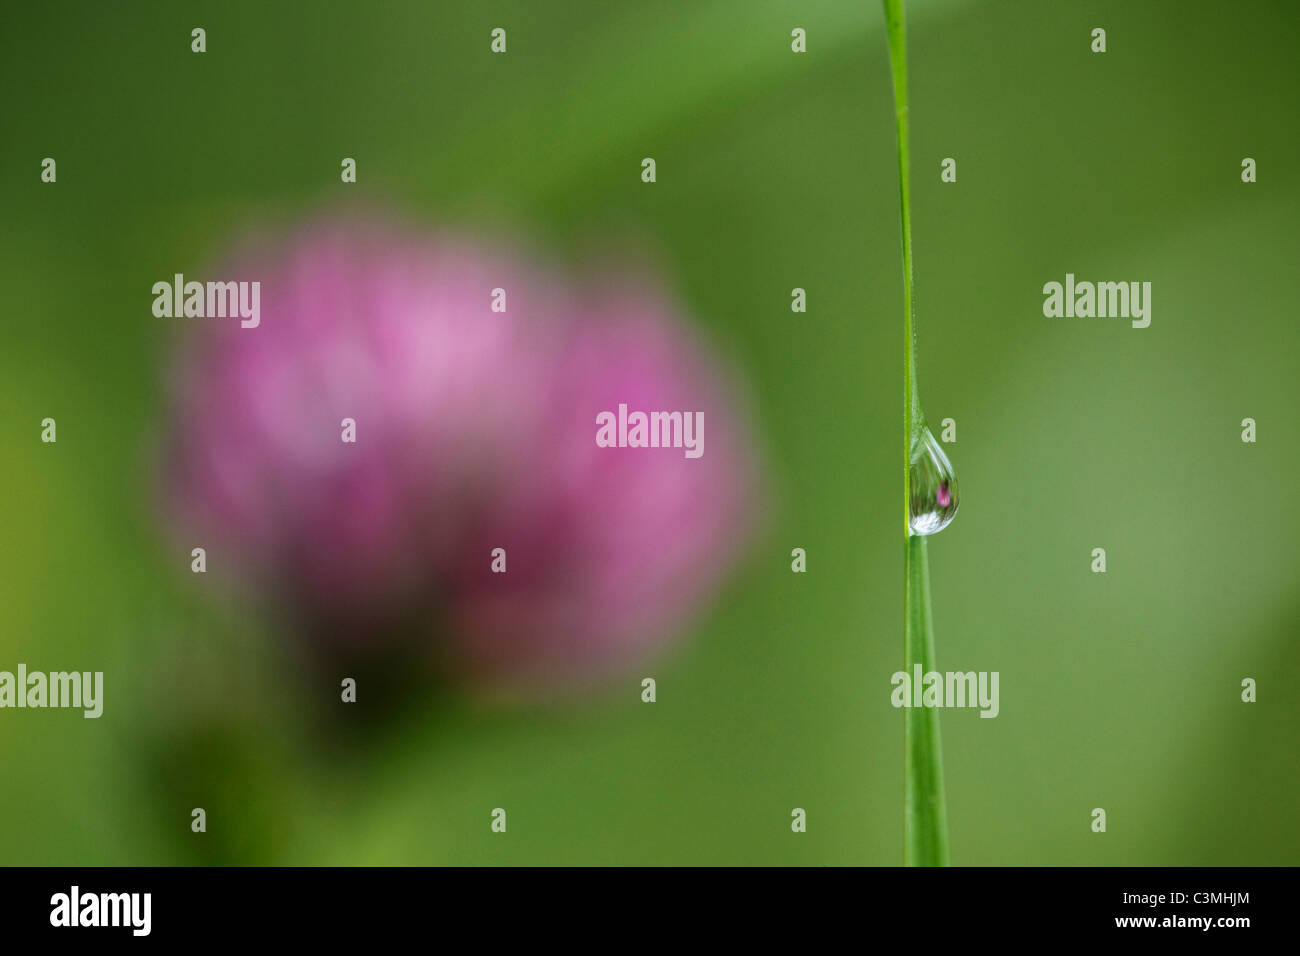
[909,423,959,536]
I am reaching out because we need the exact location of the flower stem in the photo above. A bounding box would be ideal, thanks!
[883,0,950,866]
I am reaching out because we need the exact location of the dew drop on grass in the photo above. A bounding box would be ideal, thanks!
[909,423,959,536]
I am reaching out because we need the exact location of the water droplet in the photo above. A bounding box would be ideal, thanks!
[909,423,959,536]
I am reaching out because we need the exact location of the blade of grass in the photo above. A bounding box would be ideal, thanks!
[905,534,949,864]
[882,0,950,866]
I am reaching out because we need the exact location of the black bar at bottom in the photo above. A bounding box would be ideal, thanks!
[0,866,1277,942]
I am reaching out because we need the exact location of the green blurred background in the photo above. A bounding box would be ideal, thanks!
[2,0,1297,865]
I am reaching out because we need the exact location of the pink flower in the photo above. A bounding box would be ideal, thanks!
[161,215,757,686]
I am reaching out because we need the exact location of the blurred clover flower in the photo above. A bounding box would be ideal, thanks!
[161,215,757,687]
